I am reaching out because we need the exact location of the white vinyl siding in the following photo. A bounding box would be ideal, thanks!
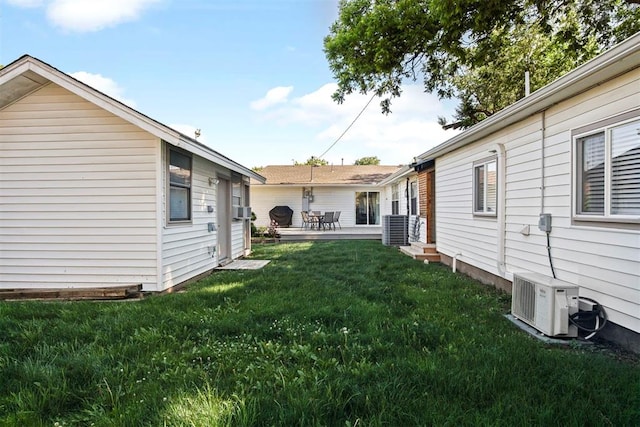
[435,68,640,333]
[161,154,221,290]
[0,83,159,289]
[252,186,385,228]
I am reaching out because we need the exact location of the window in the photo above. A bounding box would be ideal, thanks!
[473,157,497,216]
[355,192,380,225]
[168,148,192,222]
[410,181,418,215]
[575,118,640,220]
[391,184,399,215]
[232,180,242,207]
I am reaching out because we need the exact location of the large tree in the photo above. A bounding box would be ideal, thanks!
[295,156,329,166]
[324,0,640,129]
[354,156,381,165]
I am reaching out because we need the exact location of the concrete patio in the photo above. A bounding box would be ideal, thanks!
[276,226,382,242]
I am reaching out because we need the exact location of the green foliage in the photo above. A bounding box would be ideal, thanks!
[0,241,638,425]
[294,156,329,166]
[325,0,640,129]
[354,156,381,165]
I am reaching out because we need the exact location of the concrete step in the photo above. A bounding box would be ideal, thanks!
[409,241,438,254]
[399,245,441,263]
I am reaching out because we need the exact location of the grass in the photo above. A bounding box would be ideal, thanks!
[0,240,638,426]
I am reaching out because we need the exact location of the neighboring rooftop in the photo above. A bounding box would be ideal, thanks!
[254,165,402,186]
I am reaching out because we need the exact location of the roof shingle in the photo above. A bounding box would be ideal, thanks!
[253,165,402,185]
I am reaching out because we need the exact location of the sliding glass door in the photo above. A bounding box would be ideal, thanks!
[355,192,380,225]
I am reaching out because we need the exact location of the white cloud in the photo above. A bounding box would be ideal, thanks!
[7,0,162,32]
[251,83,460,165]
[250,86,294,111]
[70,71,136,108]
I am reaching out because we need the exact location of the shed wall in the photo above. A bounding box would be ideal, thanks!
[161,154,222,290]
[0,83,159,289]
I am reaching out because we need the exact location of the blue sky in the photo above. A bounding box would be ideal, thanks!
[1,0,459,168]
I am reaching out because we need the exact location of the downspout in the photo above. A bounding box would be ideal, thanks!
[405,177,410,244]
[495,143,508,278]
[540,111,546,213]
[405,177,410,217]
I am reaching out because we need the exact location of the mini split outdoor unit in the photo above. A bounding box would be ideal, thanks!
[511,272,579,338]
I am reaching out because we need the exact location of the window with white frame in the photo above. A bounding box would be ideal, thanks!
[473,157,497,216]
[168,148,192,223]
[410,181,418,215]
[575,118,640,220]
[391,183,400,215]
[232,179,242,207]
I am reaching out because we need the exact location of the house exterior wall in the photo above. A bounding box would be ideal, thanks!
[435,69,640,333]
[161,153,222,291]
[252,185,386,228]
[0,83,159,289]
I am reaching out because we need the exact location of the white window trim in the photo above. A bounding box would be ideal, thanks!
[572,115,640,224]
[166,146,192,225]
[410,180,418,216]
[473,156,498,217]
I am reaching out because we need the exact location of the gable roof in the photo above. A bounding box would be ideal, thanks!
[0,54,265,183]
[254,165,402,186]
[417,32,640,162]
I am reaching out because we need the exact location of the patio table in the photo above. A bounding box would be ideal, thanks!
[308,212,324,230]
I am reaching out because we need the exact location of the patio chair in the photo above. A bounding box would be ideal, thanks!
[301,211,312,229]
[320,211,334,230]
[333,211,342,229]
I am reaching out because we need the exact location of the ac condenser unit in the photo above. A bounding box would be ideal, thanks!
[382,215,408,246]
[511,272,579,338]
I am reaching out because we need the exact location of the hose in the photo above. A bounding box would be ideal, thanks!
[569,297,608,339]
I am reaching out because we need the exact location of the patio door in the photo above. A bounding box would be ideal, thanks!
[355,192,380,225]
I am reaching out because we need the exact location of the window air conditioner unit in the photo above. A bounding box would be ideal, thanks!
[511,272,579,338]
[233,206,252,219]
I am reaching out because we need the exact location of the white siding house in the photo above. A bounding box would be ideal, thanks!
[252,165,400,228]
[0,55,264,293]
[416,34,640,345]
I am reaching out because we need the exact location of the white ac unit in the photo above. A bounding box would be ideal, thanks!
[233,206,252,219]
[511,272,579,337]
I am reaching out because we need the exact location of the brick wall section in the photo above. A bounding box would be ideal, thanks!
[418,170,428,218]
[418,168,436,243]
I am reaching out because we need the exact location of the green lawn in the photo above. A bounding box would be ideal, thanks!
[0,241,638,426]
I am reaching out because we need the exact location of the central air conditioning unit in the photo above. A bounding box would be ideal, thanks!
[233,206,252,219]
[382,215,408,246]
[511,272,579,338]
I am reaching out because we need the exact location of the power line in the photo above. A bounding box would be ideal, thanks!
[317,92,377,160]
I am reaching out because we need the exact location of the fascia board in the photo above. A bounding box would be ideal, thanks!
[14,57,265,183]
